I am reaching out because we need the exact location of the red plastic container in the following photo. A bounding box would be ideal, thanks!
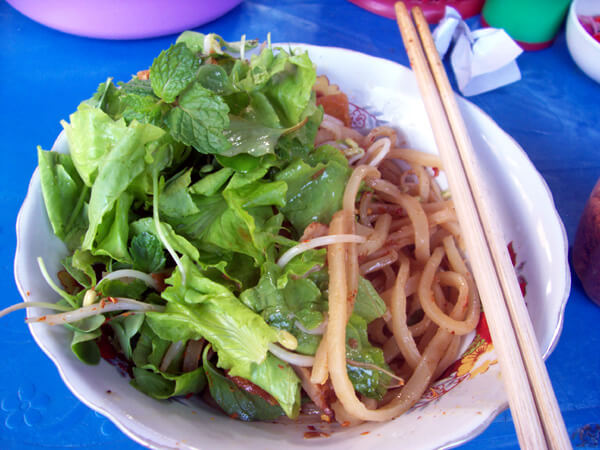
[348,0,484,24]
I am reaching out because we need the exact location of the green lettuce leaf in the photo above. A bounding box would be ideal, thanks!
[158,166,286,265]
[234,48,288,94]
[175,30,209,54]
[96,278,149,300]
[62,249,108,288]
[221,116,289,158]
[264,50,316,127]
[38,147,88,250]
[71,330,102,365]
[61,104,129,187]
[276,145,351,234]
[81,120,165,251]
[275,98,323,161]
[159,168,200,218]
[243,92,282,127]
[93,191,134,263]
[131,366,206,400]
[145,257,278,376]
[108,313,146,360]
[240,261,326,355]
[132,322,177,371]
[85,78,122,118]
[130,322,206,400]
[189,167,234,196]
[143,260,300,417]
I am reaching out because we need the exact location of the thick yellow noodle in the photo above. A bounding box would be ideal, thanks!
[368,178,430,264]
[310,122,481,423]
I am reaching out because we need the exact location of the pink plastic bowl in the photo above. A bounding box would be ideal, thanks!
[6,0,243,40]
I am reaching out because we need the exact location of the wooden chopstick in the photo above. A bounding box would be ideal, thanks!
[408,6,572,449]
[394,3,570,449]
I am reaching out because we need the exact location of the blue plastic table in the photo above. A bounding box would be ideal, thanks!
[1,1,599,448]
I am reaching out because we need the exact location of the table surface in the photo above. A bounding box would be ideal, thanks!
[1,1,599,449]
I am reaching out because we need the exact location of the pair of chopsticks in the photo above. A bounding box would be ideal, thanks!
[394,3,570,449]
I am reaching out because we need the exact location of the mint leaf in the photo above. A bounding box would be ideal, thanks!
[196,64,234,95]
[150,43,199,103]
[130,231,166,273]
[165,81,230,154]
[119,93,166,126]
[119,78,154,96]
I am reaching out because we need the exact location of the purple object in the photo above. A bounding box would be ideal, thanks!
[6,0,243,39]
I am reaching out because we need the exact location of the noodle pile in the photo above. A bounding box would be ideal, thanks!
[309,103,481,422]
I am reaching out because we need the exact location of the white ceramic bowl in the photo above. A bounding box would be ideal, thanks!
[566,0,600,84]
[14,44,570,449]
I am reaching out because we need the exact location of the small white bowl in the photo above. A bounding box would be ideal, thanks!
[566,0,600,84]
